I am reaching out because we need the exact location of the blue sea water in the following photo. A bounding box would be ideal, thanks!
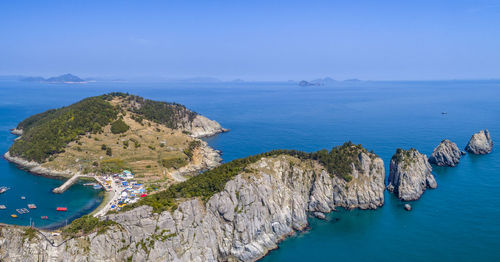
[0,80,499,260]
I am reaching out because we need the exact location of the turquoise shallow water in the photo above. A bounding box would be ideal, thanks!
[0,80,499,260]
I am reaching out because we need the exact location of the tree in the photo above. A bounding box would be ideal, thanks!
[106,147,112,156]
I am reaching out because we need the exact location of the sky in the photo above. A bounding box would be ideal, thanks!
[1,0,499,81]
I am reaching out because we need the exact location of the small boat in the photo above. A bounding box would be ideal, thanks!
[441,112,447,114]
[0,205,6,209]
[20,196,26,200]
[16,208,29,214]
[83,183,96,186]
[41,216,48,220]
[56,207,67,211]
[0,186,10,194]
[11,214,17,218]
[28,204,37,209]
[93,184,103,190]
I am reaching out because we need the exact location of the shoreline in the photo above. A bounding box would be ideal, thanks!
[90,188,114,217]
[3,151,75,179]
[3,128,226,224]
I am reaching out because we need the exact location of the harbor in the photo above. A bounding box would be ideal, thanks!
[91,170,148,217]
[0,167,146,228]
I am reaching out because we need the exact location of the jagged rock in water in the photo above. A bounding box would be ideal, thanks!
[429,139,461,167]
[465,129,493,154]
[404,204,412,211]
[387,148,437,201]
[0,154,385,262]
[313,212,326,220]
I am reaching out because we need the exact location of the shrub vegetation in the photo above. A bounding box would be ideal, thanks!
[9,97,118,162]
[110,119,130,134]
[62,215,117,236]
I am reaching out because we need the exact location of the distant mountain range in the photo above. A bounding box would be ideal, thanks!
[21,74,86,83]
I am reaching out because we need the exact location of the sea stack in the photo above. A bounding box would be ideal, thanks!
[428,139,461,167]
[387,148,437,201]
[465,129,493,154]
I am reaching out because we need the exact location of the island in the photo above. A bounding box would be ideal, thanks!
[4,93,227,214]
[20,73,87,83]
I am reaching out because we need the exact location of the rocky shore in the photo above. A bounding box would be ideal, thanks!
[0,153,385,262]
[387,148,437,201]
[428,139,462,167]
[9,128,23,136]
[466,129,493,154]
[185,115,229,138]
[168,140,222,182]
[3,151,74,178]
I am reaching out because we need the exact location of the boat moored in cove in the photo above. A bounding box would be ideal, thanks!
[0,186,10,194]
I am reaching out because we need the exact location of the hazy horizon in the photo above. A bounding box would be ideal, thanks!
[1,0,500,81]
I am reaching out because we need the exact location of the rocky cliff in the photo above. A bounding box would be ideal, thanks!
[185,115,228,138]
[0,153,385,262]
[428,139,461,167]
[387,148,437,201]
[465,129,493,154]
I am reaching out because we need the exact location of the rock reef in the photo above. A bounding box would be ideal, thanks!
[0,154,384,262]
[387,148,437,201]
[465,129,493,154]
[428,139,461,167]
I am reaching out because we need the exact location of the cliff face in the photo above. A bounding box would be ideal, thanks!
[428,139,461,167]
[387,149,437,201]
[0,154,384,262]
[465,129,493,154]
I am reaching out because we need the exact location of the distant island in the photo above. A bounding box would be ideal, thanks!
[298,80,321,86]
[298,77,363,86]
[21,73,87,83]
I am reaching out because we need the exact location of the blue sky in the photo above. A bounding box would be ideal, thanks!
[1,0,499,80]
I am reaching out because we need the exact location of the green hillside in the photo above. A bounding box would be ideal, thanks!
[9,93,200,163]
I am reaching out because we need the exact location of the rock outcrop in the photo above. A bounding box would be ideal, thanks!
[465,129,493,154]
[169,140,222,182]
[185,115,228,138]
[428,139,461,167]
[10,128,23,135]
[387,148,437,201]
[0,154,385,262]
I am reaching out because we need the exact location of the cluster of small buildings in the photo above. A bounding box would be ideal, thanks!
[105,170,147,211]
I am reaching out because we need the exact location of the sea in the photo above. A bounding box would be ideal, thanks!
[0,79,499,260]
